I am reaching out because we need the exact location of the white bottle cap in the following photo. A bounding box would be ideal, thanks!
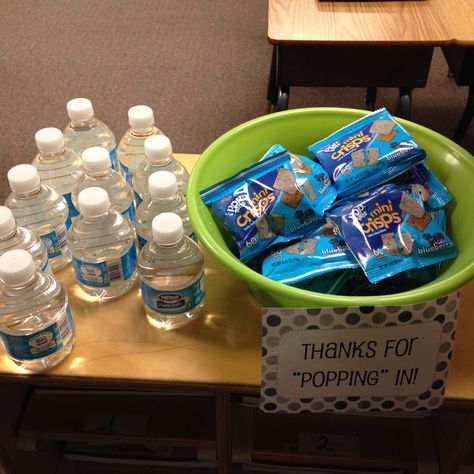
[67,98,94,122]
[0,206,16,238]
[152,212,183,246]
[82,147,111,175]
[78,187,110,217]
[148,171,177,199]
[144,135,172,164]
[35,127,65,154]
[0,249,36,285]
[128,105,155,130]
[7,164,41,194]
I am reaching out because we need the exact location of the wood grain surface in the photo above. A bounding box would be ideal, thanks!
[268,0,452,45]
[433,0,474,46]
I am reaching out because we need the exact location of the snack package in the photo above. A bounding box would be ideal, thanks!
[262,222,358,284]
[327,186,456,283]
[308,108,426,198]
[200,151,328,262]
[260,144,338,210]
[394,163,452,210]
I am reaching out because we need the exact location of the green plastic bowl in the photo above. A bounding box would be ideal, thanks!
[187,108,474,307]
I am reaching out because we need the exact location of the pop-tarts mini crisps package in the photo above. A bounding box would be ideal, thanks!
[308,108,426,198]
[327,186,456,283]
[200,151,329,262]
[394,163,452,210]
[262,223,358,284]
[260,144,338,211]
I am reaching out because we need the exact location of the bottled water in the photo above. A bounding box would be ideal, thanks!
[138,213,204,329]
[135,171,193,250]
[0,206,51,275]
[5,164,71,271]
[68,187,138,300]
[32,127,83,220]
[63,98,120,172]
[0,249,75,372]
[72,147,135,222]
[132,135,188,205]
[118,105,163,185]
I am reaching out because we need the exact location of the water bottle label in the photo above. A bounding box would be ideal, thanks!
[134,191,143,206]
[41,224,69,259]
[137,232,148,250]
[0,304,74,361]
[121,162,134,185]
[72,243,137,287]
[140,271,205,314]
[63,192,80,219]
[109,148,121,172]
[122,201,135,222]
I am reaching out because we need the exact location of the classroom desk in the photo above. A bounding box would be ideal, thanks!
[434,0,474,143]
[0,155,473,473]
[267,0,452,116]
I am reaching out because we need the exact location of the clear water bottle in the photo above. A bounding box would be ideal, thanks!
[72,147,135,222]
[68,187,138,300]
[0,249,75,372]
[33,127,83,220]
[5,164,71,271]
[118,105,163,185]
[0,206,51,275]
[138,213,204,330]
[132,135,188,206]
[135,171,193,250]
[63,98,120,172]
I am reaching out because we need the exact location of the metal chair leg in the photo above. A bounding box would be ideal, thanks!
[365,87,377,111]
[397,87,412,119]
[453,85,474,144]
[276,86,289,112]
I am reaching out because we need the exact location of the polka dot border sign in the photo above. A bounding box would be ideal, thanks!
[260,292,460,414]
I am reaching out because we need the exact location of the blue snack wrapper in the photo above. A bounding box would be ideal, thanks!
[260,144,338,210]
[308,108,426,198]
[262,223,358,284]
[327,186,456,283]
[200,151,328,262]
[394,163,452,210]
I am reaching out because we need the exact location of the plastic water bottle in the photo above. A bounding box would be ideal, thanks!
[138,213,204,329]
[132,135,188,205]
[0,249,75,372]
[32,127,83,220]
[118,105,163,185]
[63,98,120,172]
[68,187,138,300]
[135,171,193,250]
[72,147,135,222]
[0,206,51,275]
[5,164,71,271]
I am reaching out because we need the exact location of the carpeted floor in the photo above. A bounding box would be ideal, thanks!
[0,0,472,202]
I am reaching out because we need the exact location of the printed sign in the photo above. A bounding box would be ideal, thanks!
[261,292,460,413]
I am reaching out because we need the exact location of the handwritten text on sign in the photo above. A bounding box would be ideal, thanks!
[277,322,442,398]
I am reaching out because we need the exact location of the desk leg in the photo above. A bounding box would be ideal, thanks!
[216,390,232,474]
[454,85,474,144]
[397,87,412,119]
[267,46,277,108]
[365,87,377,111]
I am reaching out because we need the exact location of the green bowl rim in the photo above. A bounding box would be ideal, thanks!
[188,107,474,306]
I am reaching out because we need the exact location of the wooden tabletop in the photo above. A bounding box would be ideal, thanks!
[268,0,452,45]
[0,154,473,405]
[433,0,474,46]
